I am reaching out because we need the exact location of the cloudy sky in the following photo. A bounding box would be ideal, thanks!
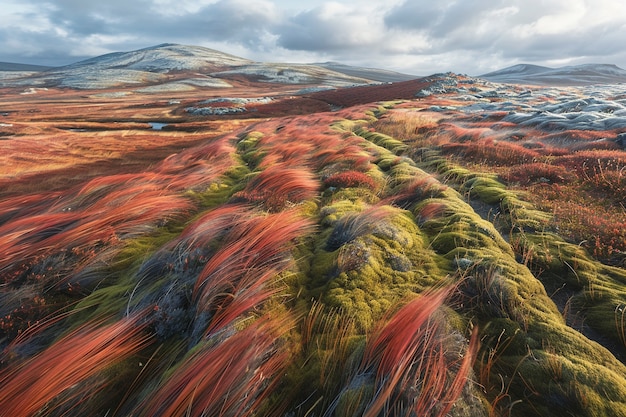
[1,0,625,75]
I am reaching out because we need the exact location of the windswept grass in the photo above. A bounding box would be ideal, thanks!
[236,163,320,212]
[193,209,313,335]
[3,75,626,417]
[351,288,479,417]
[0,314,151,417]
[137,316,291,417]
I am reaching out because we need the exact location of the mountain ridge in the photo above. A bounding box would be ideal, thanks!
[0,43,413,90]
[479,62,626,85]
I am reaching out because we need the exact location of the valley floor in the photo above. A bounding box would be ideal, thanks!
[1,76,626,416]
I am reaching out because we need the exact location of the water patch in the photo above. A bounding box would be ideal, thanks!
[149,122,168,130]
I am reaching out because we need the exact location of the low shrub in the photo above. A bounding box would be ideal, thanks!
[442,139,541,166]
[505,163,576,185]
[323,170,378,191]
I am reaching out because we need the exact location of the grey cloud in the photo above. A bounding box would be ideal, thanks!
[384,0,510,37]
[383,2,445,31]
[382,0,626,68]
[1,0,625,75]
[277,10,338,51]
[277,10,347,51]
[47,0,278,41]
[2,0,280,65]
[48,0,148,35]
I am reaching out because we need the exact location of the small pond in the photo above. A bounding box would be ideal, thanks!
[149,122,168,130]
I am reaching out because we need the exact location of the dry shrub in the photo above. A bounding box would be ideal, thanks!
[442,139,540,166]
[505,163,576,185]
[324,171,378,191]
[554,150,626,178]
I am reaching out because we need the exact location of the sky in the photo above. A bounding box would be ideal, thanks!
[1,0,625,76]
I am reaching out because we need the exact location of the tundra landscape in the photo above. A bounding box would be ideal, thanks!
[2,44,626,416]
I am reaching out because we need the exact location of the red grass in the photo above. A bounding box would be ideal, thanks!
[138,316,290,417]
[323,170,378,191]
[0,170,195,284]
[307,78,431,108]
[442,139,541,166]
[238,163,319,212]
[505,163,576,185]
[155,138,236,189]
[554,149,626,178]
[0,188,192,283]
[173,204,249,248]
[416,201,448,225]
[257,135,316,167]
[0,314,151,417]
[383,175,446,208]
[551,199,626,259]
[358,288,478,417]
[193,210,313,335]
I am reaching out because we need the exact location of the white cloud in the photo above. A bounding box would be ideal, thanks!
[0,0,625,74]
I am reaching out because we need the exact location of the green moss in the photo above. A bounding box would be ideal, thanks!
[283,114,626,417]
[332,382,374,416]
[312,206,443,331]
[353,126,408,155]
[330,119,366,133]
[509,227,626,350]
[236,130,263,152]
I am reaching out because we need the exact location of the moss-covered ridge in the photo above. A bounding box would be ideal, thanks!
[342,110,626,415]
[414,147,626,357]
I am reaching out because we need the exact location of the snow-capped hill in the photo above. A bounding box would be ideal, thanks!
[0,44,386,90]
[479,63,626,85]
[481,64,551,77]
[213,63,374,86]
[62,43,252,73]
[0,44,255,89]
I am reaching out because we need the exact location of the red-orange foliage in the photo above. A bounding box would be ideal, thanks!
[138,317,290,417]
[351,288,478,417]
[505,163,576,185]
[308,78,431,108]
[324,170,378,191]
[173,204,248,249]
[0,315,151,417]
[551,200,626,259]
[0,184,192,284]
[193,210,313,335]
[154,137,235,189]
[416,201,447,225]
[442,140,540,166]
[383,175,447,208]
[238,163,319,212]
[554,150,626,178]
[586,169,626,202]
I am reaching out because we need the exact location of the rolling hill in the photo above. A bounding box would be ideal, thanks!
[480,63,626,85]
[0,43,411,90]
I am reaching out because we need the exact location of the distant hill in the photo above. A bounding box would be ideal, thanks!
[0,44,411,90]
[0,62,53,71]
[315,62,417,83]
[479,63,626,85]
[63,43,253,73]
